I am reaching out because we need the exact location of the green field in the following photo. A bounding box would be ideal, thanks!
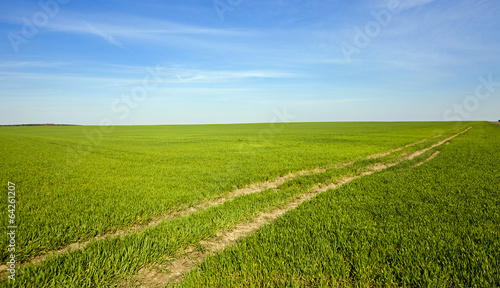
[1,121,499,287]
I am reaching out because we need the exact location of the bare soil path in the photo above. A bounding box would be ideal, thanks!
[0,127,471,276]
[127,128,471,287]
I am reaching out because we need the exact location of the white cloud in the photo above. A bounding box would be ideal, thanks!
[166,69,302,84]
[399,0,437,10]
[0,61,68,68]
[0,66,301,87]
[83,21,124,49]
[46,14,251,39]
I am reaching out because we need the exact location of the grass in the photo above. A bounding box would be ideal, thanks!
[1,121,492,287]
[178,122,500,287]
[0,122,464,263]
[11,149,410,287]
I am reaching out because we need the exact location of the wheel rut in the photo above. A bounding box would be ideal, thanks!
[0,127,471,277]
[127,127,471,287]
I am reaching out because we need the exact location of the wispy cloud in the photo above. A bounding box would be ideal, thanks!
[36,13,262,55]
[1,0,499,124]
[0,61,68,68]
[46,14,251,38]
[0,67,301,88]
[231,97,385,105]
[399,0,437,10]
[83,21,124,49]
[170,69,301,83]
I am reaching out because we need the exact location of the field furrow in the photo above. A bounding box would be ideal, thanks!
[1,122,487,288]
[1,130,461,275]
[175,123,499,288]
[175,126,500,287]
[123,128,469,287]
[4,123,463,264]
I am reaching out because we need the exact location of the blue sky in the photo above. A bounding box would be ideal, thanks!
[0,0,499,125]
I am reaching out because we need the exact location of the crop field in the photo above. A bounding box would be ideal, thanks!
[1,121,499,287]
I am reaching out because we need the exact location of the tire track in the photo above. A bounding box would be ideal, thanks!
[130,128,471,287]
[0,129,469,274]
